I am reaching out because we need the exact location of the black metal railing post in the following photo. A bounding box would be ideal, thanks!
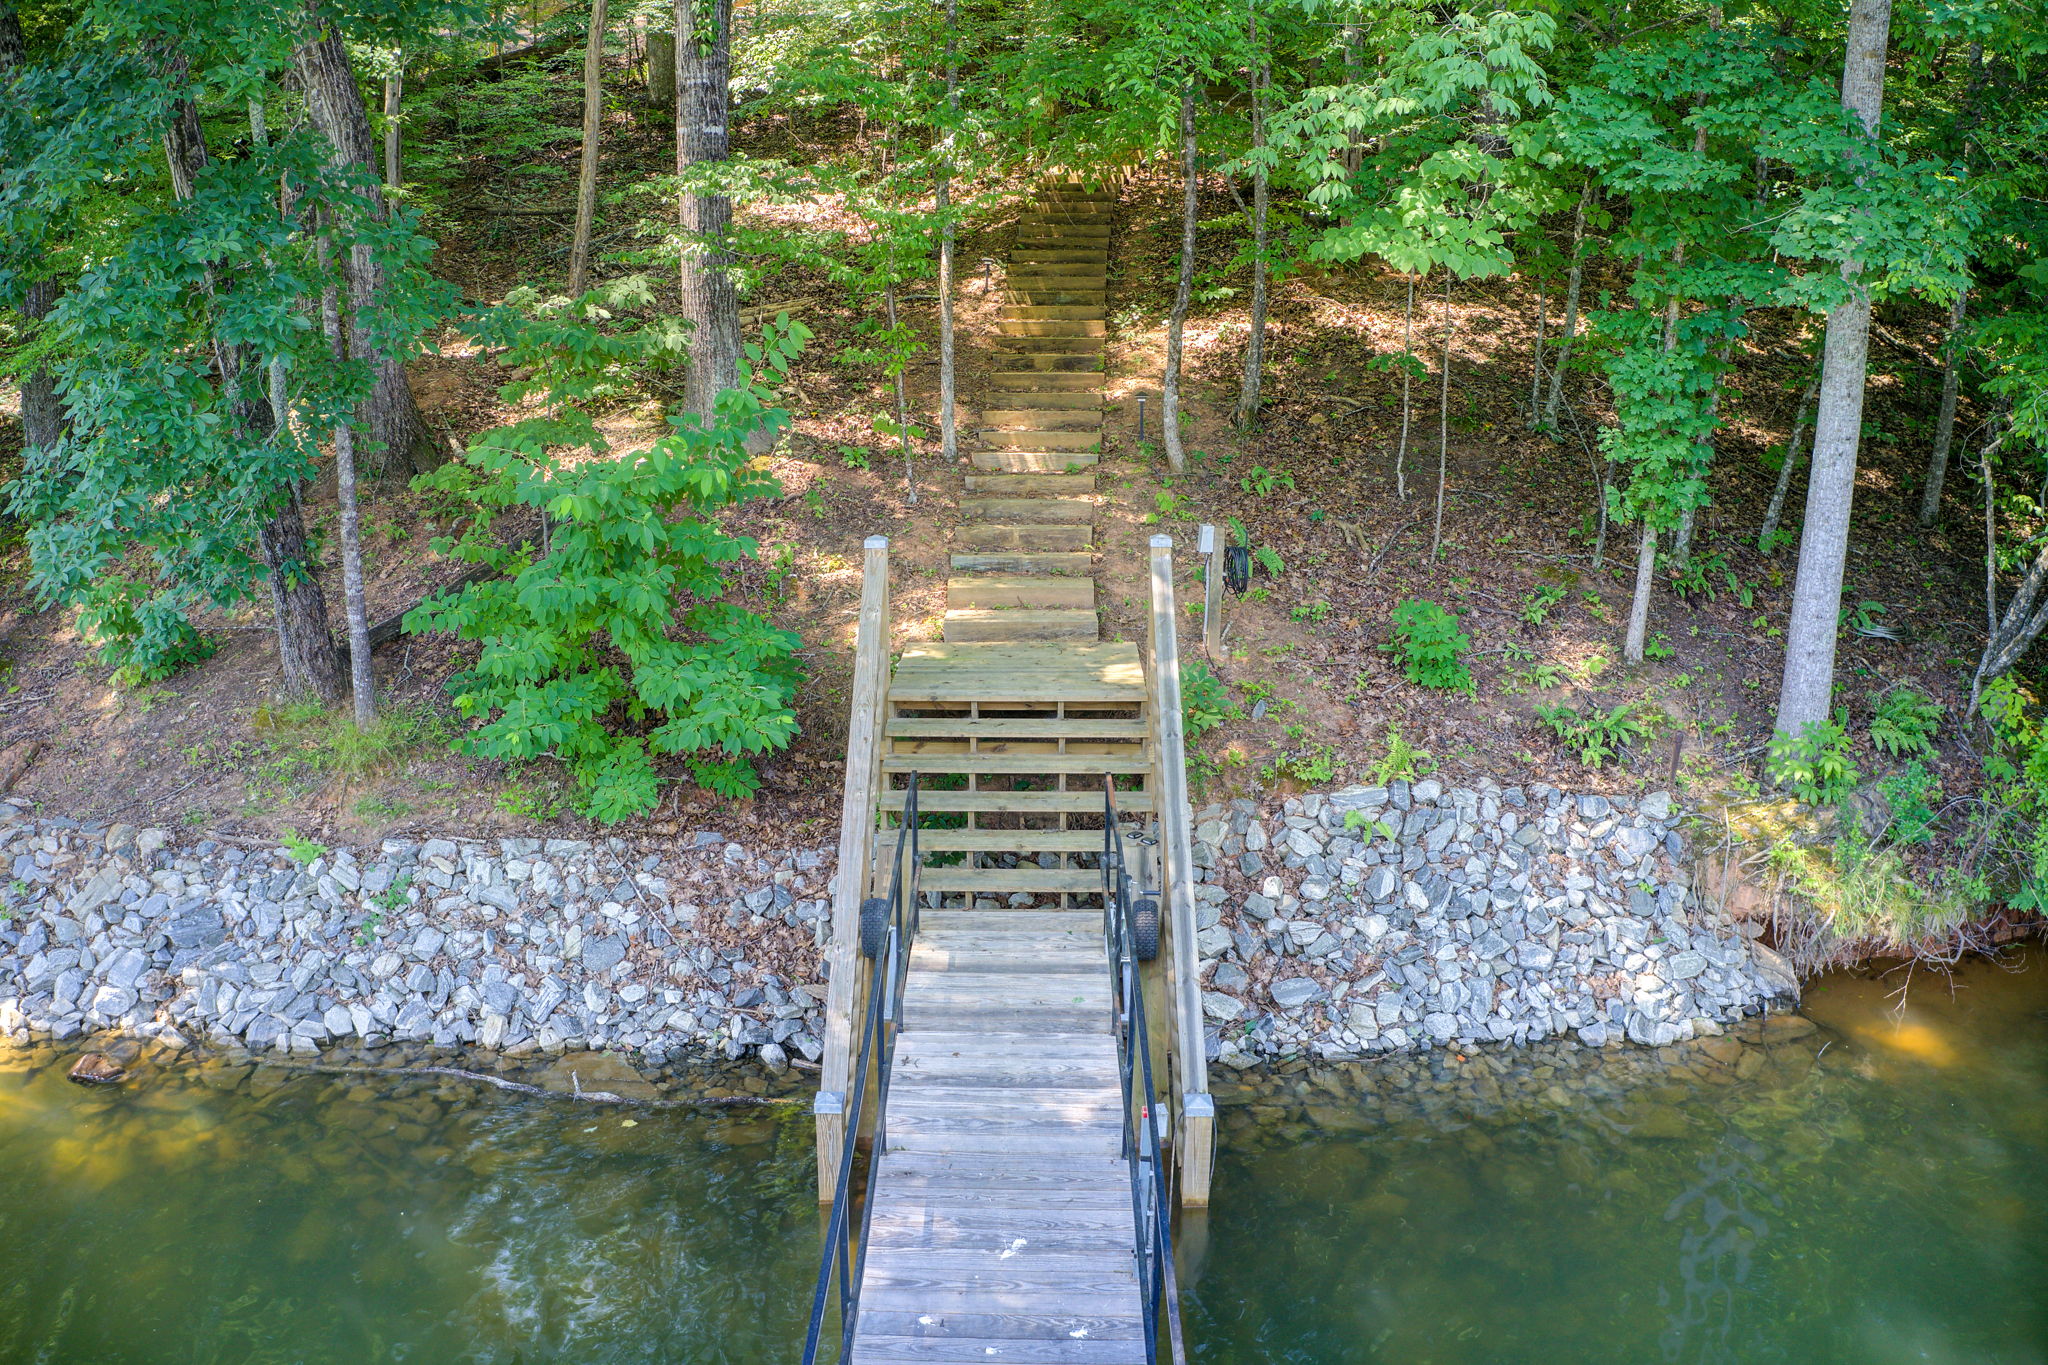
[803,779,921,1364]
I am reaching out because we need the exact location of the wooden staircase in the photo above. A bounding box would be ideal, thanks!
[945,182,1112,645]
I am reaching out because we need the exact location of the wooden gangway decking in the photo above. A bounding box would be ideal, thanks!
[849,910,1147,1362]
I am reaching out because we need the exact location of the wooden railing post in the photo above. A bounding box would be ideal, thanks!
[1146,534,1215,1207]
[816,535,891,1203]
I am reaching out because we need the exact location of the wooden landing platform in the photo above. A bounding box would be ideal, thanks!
[890,642,1145,706]
[850,910,1146,1364]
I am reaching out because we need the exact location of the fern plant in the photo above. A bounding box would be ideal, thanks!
[407,317,812,822]
[1384,599,1474,693]
[1869,686,1941,757]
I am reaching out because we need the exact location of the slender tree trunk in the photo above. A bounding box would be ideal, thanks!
[1161,84,1196,475]
[1543,181,1591,429]
[1234,26,1268,429]
[886,281,914,503]
[1431,273,1452,558]
[646,28,675,106]
[936,0,958,463]
[1527,287,1545,425]
[569,0,607,294]
[321,263,375,725]
[1623,264,1686,664]
[293,5,441,478]
[382,60,402,188]
[248,99,292,432]
[1759,369,1820,551]
[1394,272,1415,499]
[1919,287,1969,527]
[1341,21,1363,176]
[166,87,344,704]
[1775,0,1893,744]
[675,0,740,422]
[2,3,65,462]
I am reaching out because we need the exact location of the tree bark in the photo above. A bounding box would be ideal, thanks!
[1623,263,1685,664]
[935,0,958,464]
[1161,85,1196,475]
[322,267,375,724]
[292,4,441,479]
[1774,0,1892,744]
[382,61,402,188]
[1430,272,1451,558]
[1233,26,1267,430]
[1759,368,1819,551]
[675,0,740,422]
[1394,272,1415,499]
[1527,286,1545,425]
[1918,286,1968,527]
[569,0,607,295]
[1542,180,1591,429]
[165,87,344,704]
[646,28,675,106]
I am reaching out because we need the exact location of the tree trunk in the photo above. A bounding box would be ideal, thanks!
[322,267,375,724]
[1527,286,1545,425]
[1,2,65,462]
[1341,21,1364,176]
[1759,368,1819,551]
[1542,180,1591,429]
[1161,85,1196,475]
[1774,0,1892,744]
[936,0,958,464]
[1430,272,1451,558]
[1623,523,1657,662]
[382,61,402,188]
[292,4,441,479]
[1918,286,1968,527]
[1233,29,1267,429]
[676,0,740,422]
[646,28,675,106]
[1394,272,1415,499]
[166,86,344,704]
[569,0,607,294]
[886,281,914,503]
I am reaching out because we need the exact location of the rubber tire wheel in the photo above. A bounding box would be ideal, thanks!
[859,897,890,960]
[1131,899,1161,962]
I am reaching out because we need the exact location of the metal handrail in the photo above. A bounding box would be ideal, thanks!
[1101,777,1184,1365]
[802,777,922,1364]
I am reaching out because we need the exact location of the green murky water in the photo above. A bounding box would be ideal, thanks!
[2,954,2044,1363]
[0,1054,821,1363]
[1186,950,2048,1364]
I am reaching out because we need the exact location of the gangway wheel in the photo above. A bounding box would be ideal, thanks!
[859,897,890,959]
[1131,898,1160,961]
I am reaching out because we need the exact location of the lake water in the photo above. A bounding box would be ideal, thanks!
[1,950,2042,1363]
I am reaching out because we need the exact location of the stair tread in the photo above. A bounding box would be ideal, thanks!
[883,752,1148,774]
[945,576,1096,610]
[948,551,1093,574]
[954,523,1093,549]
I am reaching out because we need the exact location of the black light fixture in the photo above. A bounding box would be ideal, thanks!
[1224,543,1251,595]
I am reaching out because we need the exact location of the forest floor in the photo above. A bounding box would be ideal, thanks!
[0,44,2005,908]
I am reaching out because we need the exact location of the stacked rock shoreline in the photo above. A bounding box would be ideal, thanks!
[0,779,1798,1071]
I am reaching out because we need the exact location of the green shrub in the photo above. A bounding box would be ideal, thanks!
[1518,584,1566,625]
[1181,661,1239,741]
[1368,726,1434,784]
[406,318,810,823]
[1384,599,1474,693]
[1767,711,1861,806]
[1869,686,1941,758]
[1535,701,1648,770]
[1878,761,1939,845]
[76,578,215,686]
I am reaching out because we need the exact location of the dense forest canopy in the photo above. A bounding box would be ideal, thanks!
[1,0,2046,947]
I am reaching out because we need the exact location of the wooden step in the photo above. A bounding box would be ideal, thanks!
[906,827,1126,851]
[998,289,1105,306]
[942,608,1098,643]
[981,428,1099,450]
[949,550,1094,574]
[961,497,1092,523]
[914,868,1108,896]
[1000,306,1106,321]
[961,473,1095,495]
[977,392,1101,411]
[1017,225,1112,239]
[1011,250,1110,264]
[989,355,1103,373]
[890,642,1144,704]
[967,451,1099,474]
[887,717,1148,741]
[944,576,1095,611]
[914,912,1105,936]
[885,751,1146,776]
[987,372,1102,391]
[953,523,1091,552]
[992,336,1103,355]
[1002,271,1108,287]
[881,788,1151,813]
[996,319,1106,338]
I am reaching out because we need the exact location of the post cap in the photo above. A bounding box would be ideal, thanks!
[1183,1092,1215,1118]
[1149,534,1173,550]
[812,1089,845,1116]
[863,535,889,550]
